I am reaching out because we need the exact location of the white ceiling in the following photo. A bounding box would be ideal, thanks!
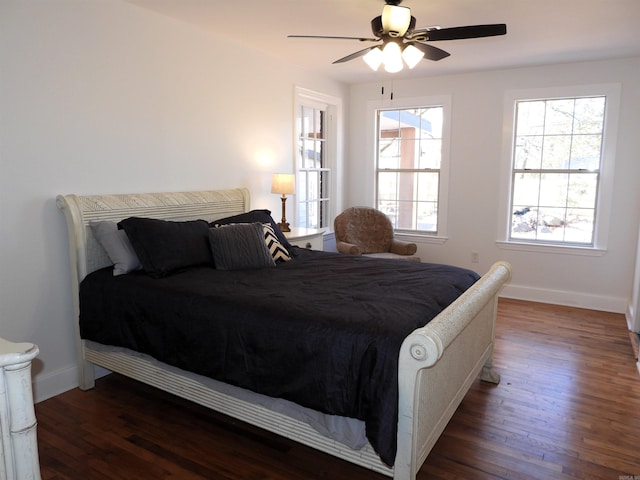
[125,0,640,84]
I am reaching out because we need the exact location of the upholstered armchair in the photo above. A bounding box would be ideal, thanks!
[333,207,421,262]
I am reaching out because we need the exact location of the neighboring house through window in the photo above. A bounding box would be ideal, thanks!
[498,84,621,254]
[371,95,451,239]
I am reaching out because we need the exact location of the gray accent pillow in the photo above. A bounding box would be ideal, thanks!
[209,223,276,270]
[90,221,141,276]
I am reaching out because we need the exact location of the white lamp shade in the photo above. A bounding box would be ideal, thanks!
[402,44,425,69]
[381,5,411,37]
[271,173,295,195]
[382,42,403,73]
[363,47,383,71]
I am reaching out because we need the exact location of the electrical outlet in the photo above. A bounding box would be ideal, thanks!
[471,252,479,263]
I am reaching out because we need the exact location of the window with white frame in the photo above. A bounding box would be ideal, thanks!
[295,88,339,230]
[375,100,450,236]
[501,84,620,250]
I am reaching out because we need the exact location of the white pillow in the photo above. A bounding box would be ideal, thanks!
[90,221,141,276]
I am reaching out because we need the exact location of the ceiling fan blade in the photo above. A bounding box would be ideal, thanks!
[413,24,507,41]
[288,35,378,42]
[332,46,379,64]
[411,42,450,61]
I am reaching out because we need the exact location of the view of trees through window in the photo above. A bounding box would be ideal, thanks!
[376,107,444,233]
[510,96,605,245]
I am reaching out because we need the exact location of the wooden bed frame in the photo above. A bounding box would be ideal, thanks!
[56,188,511,480]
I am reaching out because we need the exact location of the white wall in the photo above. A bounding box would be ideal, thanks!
[0,0,348,401]
[348,57,640,313]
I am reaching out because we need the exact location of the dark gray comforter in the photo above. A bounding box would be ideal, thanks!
[79,248,479,465]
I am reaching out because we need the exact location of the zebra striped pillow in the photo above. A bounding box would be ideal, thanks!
[262,223,291,262]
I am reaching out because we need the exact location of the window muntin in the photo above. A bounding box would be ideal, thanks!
[376,106,444,233]
[509,96,606,245]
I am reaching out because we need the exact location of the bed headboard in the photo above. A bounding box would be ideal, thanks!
[56,188,250,388]
[56,187,250,284]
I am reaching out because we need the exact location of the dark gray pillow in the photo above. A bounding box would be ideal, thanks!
[90,221,141,276]
[209,223,276,270]
[118,217,212,277]
[212,209,292,251]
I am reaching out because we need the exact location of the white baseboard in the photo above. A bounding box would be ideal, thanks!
[626,303,639,333]
[33,364,111,403]
[500,283,628,314]
[32,364,79,403]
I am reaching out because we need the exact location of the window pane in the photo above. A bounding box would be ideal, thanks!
[379,110,402,138]
[421,107,443,138]
[567,173,597,208]
[541,135,571,169]
[570,134,602,170]
[311,109,323,139]
[306,200,318,228]
[418,139,441,169]
[564,208,595,243]
[300,106,313,137]
[573,97,605,134]
[297,201,308,227]
[514,135,543,169]
[538,173,568,207]
[300,140,312,168]
[378,137,400,169]
[307,170,319,199]
[512,172,540,206]
[516,100,546,136]
[544,99,575,135]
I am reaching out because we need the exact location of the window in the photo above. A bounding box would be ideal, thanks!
[374,98,450,236]
[295,88,340,230]
[500,84,620,251]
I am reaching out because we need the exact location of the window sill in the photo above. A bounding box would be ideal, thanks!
[397,233,448,245]
[496,240,606,257]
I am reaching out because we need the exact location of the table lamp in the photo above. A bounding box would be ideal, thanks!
[271,173,295,232]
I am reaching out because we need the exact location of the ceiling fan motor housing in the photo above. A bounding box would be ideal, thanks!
[381,5,413,37]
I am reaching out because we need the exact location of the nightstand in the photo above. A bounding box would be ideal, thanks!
[284,227,325,251]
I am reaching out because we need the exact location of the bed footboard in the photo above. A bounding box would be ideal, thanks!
[394,261,511,480]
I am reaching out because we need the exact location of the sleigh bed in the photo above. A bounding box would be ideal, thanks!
[56,187,511,480]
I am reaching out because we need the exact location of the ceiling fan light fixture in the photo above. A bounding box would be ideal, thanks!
[402,44,424,69]
[381,5,411,37]
[363,47,383,71]
[382,41,404,73]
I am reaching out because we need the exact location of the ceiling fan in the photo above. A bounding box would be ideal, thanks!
[288,0,506,73]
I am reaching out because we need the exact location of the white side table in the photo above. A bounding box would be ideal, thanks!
[0,338,40,480]
[284,227,325,251]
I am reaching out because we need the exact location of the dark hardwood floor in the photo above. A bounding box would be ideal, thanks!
[36,299,640,479]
